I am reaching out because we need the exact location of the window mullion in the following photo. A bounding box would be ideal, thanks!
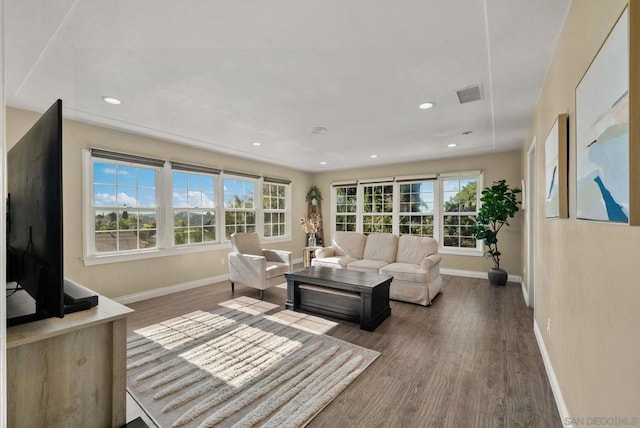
[392,182,399,235]
[356,184,363,233]
[257,179,264,238]
[162,162,173,249]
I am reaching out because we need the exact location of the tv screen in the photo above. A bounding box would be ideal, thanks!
[6,99,64,326]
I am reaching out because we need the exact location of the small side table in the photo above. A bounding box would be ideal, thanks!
[303,246,322,268]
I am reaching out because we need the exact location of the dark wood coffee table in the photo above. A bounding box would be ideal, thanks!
[285,266,392,331]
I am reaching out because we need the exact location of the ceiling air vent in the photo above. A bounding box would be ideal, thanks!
[456,85,483,104]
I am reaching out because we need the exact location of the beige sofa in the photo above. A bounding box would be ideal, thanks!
[313,231,442,306]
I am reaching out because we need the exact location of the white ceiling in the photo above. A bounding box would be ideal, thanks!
[5,0,570,172]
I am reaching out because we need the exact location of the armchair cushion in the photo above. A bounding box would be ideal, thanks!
[230,232,263,256]
[266,261,290,279]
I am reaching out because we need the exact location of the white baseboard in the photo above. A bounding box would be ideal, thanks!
[521,281,530,306]
[533,320,571,427]
[114,258,305,305]
[440,268,522,284]
[113,274,228,305]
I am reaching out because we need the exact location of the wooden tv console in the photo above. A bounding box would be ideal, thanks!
[6,294,133,427]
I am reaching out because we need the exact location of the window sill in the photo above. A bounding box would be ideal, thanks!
[82,235,292,266]
[439,247,484,257]
[82,242,231,266]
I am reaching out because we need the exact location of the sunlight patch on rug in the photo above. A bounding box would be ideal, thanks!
[127,299,379,427]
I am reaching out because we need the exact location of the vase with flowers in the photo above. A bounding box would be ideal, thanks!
[299,213,321,247]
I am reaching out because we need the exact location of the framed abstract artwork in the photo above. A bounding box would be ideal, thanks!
[544,114,568,218]
[575,8,629,223]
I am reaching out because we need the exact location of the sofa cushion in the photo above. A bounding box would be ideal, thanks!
[231,232,263,256]
[332,231,367,259]
[362,233,398,263]
[380,262,428,283]
[396,235,439,265]
[313,256,358,269]
[347,259,390,273]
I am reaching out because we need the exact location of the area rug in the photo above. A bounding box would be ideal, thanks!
[127,299,380,427]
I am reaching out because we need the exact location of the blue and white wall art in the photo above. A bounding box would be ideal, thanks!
[575,8,629,223]
[545,118,560,218]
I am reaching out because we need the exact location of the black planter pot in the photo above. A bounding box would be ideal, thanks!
[488,268,508,286]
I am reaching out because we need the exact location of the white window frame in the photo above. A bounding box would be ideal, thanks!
[332,184,358,232]
[261,181,291,241]
[222,173,258,242]
[397,179,436,238]
[85,151,163,259]
[82,150,292,266]
[171,168,220,247]
[437,172,483,256]
[329,172,484,256]
[360,182,394,235]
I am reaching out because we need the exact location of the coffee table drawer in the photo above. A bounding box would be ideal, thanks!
[299,284,361,322]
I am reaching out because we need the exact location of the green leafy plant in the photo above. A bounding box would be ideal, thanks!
[470,180,521,270]
[305,186,323,203]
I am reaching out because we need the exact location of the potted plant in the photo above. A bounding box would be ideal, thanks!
[470,179,521,286]
[305,186,322,206]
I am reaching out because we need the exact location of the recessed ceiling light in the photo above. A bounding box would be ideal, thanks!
[309,126,328,134]
[251,142,262,146]
[370,154,378,159]
[320,161,327,165]
[418,102,435,110]
[448,143,458,148]
[101,96,121,105]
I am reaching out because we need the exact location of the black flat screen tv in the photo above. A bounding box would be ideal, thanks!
[6,99,64,326]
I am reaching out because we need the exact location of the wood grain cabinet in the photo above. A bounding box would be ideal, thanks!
[6,296,133,428]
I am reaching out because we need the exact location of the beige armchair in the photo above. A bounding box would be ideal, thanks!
[228,232,292,299]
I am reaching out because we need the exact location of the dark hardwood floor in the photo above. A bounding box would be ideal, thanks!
[126,274,561,428]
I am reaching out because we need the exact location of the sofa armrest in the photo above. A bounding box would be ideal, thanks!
[264,249,293,269]
[315,247,336,258]
[420,254,442,283]
[228,253,267,285]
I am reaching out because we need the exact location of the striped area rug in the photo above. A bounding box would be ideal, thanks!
[127,298,380,427]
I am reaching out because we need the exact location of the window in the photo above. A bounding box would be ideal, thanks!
[330,172,482,254]
[263,182,288,238]
[84,150,293,264]
[441,177,478,248]
[172,171,217,246]
[362,184,393,234]
[334,185,357,232]
[91,152,162,254]
[223,176,256,240]
[399,180,435,237]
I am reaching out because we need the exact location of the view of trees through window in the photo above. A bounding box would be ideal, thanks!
[263,183,287,237]
[335,186,357,231]
[362,184,393,234]
[93,162,158,252]
[224,177,256,240]
[332,175,480,250]
[173,171,216,246]
[442,178,477,248]
[399,181,435,237]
